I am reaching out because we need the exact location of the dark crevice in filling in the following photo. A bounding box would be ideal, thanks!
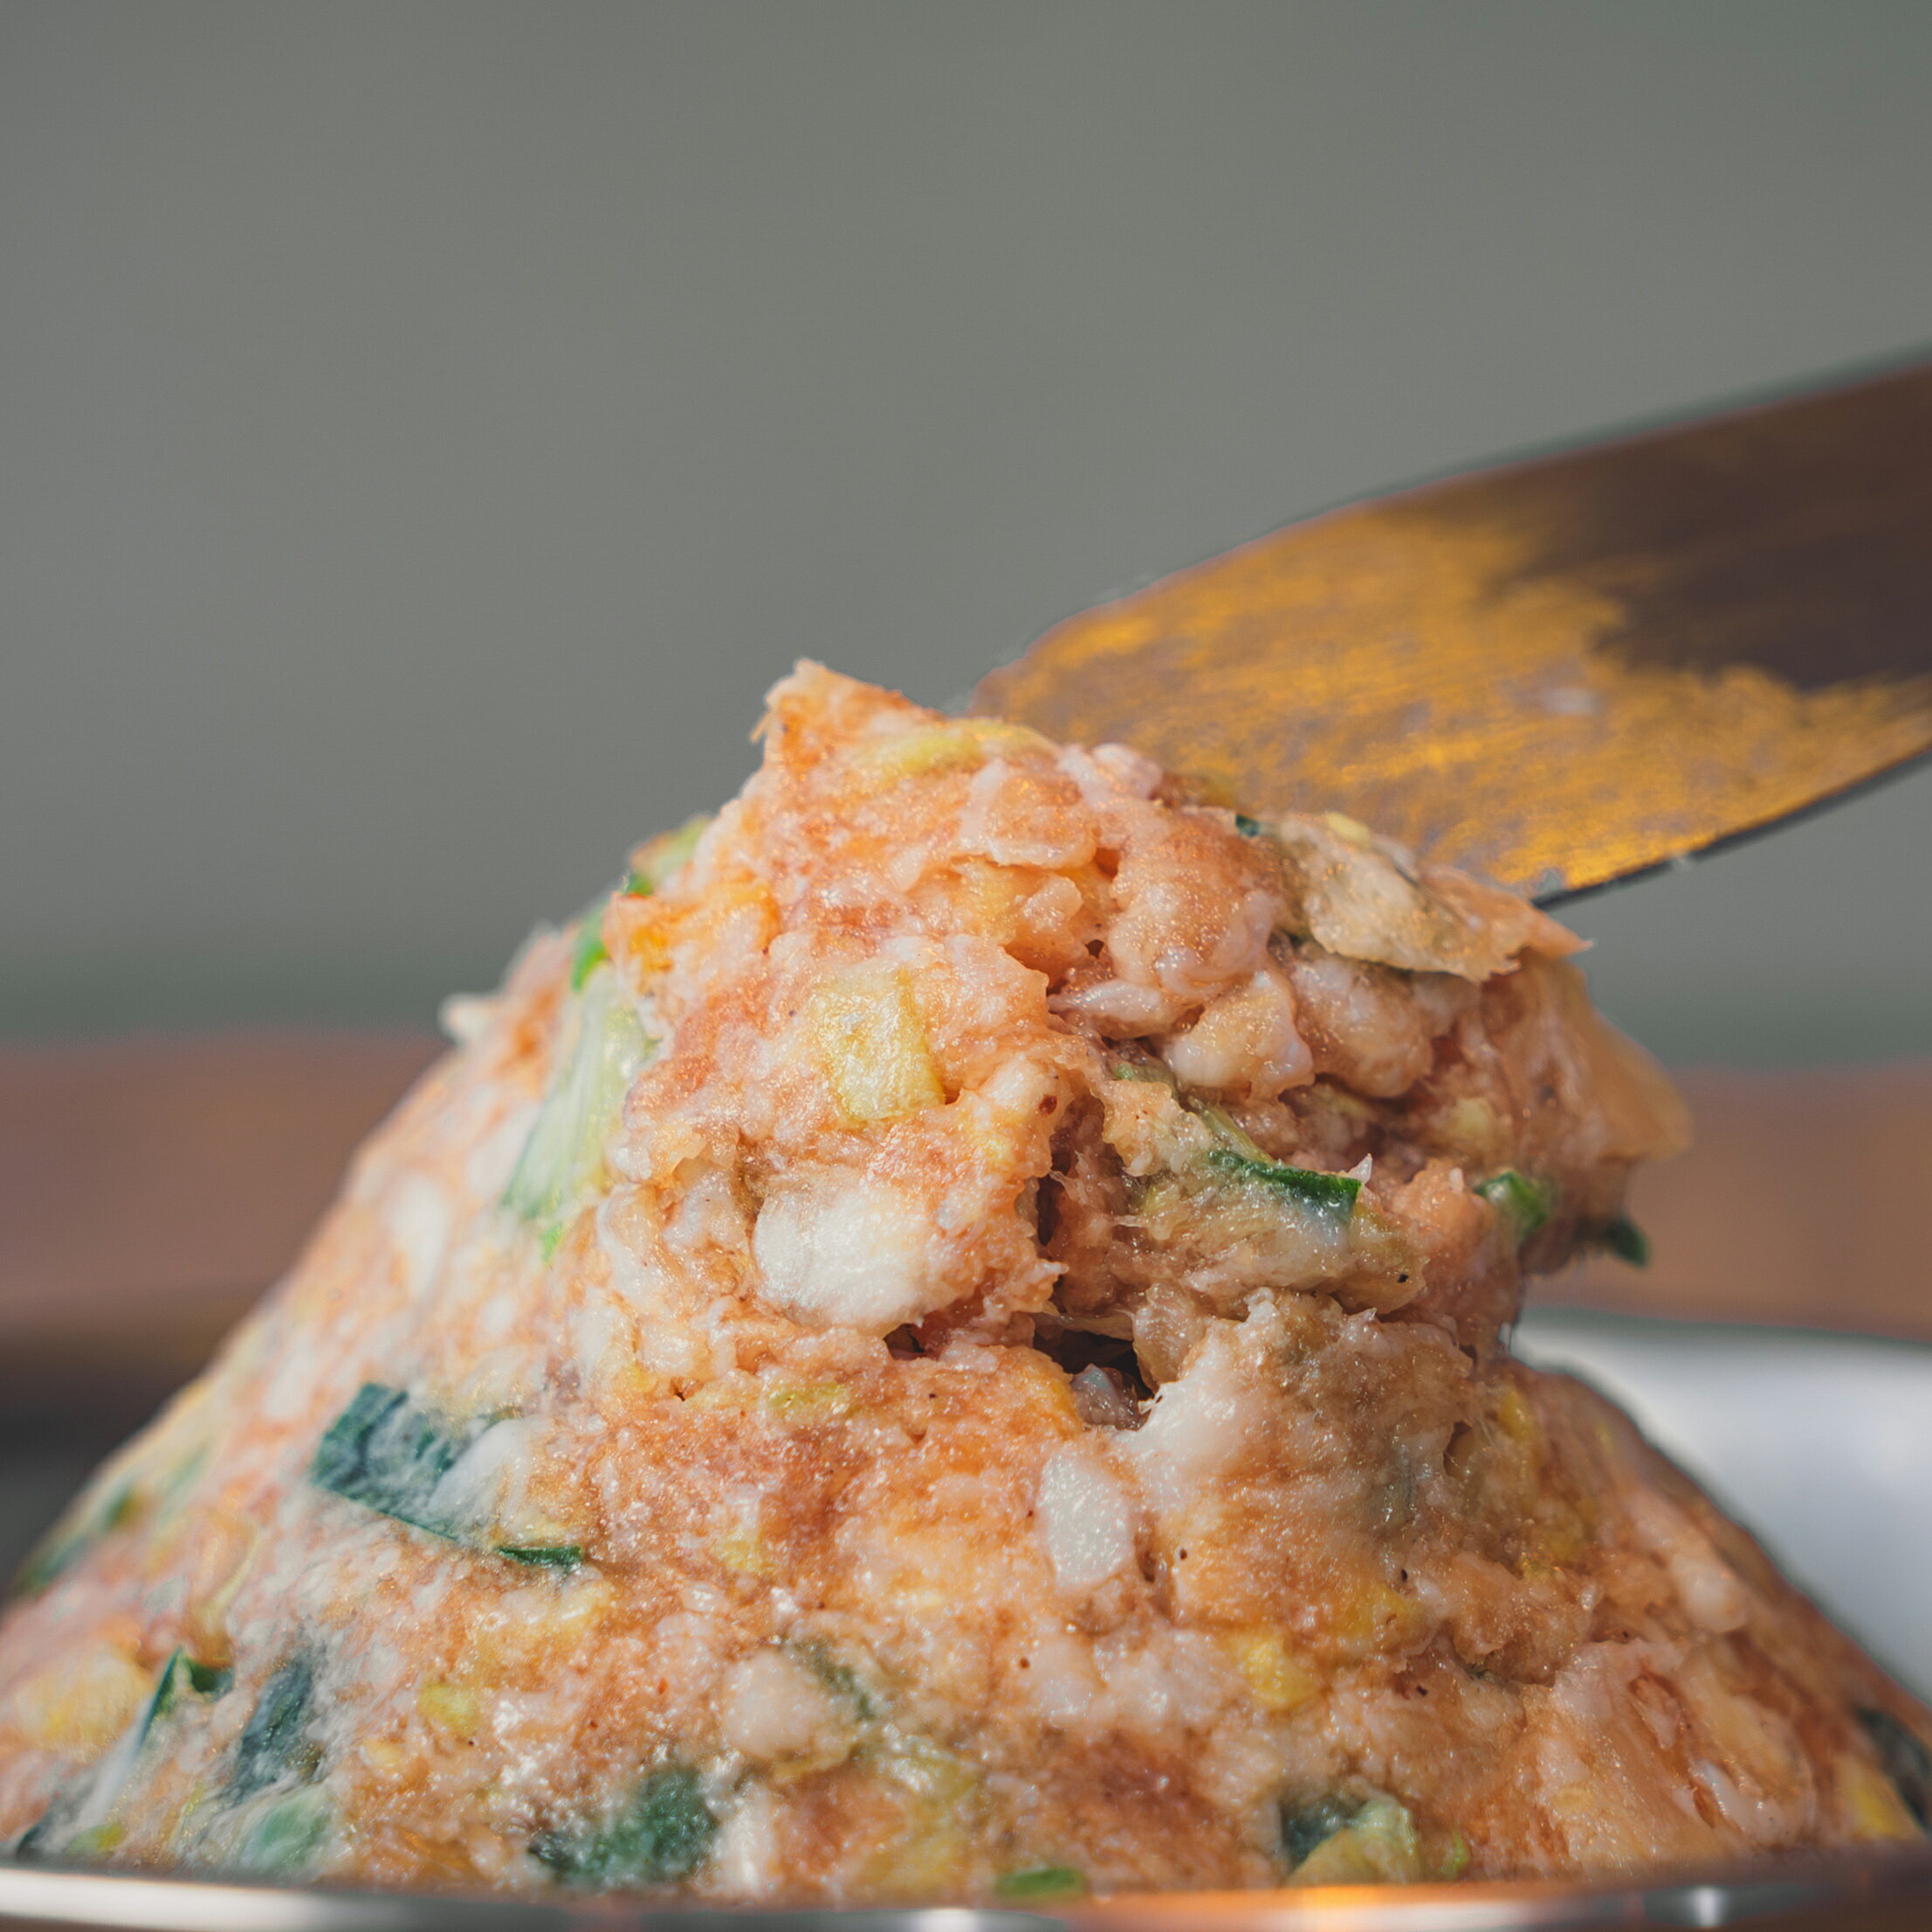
[1030,1324,1151,1428]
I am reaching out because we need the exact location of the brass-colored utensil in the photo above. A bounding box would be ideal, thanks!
[976,357,1932,902]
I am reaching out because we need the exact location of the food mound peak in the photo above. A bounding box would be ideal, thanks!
[3,666,1925,1901]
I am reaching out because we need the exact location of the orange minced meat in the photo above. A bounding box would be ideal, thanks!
[2,665,1925,1900]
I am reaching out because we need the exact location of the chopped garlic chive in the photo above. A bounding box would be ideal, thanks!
[503,966,654,1239]
[9,1480,133,1601]
[1600,1215,1650,1267]
[1857,1707,1930,1827]
[533,1766,717,1887]
[1205,1147,1361,1219]
[800,1646,883,1722]
[568,901,612,990]
[311,1385,474,1537]
[1234,813,1264,837]
[996,1865,1087,1900]
[148,1648,231,1729]
[235,1787,333,1877]
[625,813,712,897]
[498,1544,584,1570]
[1188,1100,1268,1159]
[1475,1170,1557,1242]
[230,1655,320,1800]
[1280,1794,1355,1867]
[1282,1792,1423,1882]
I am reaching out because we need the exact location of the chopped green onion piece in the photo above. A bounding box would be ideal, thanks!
[311,1385,474,1537]
[186,1657,232,1697]
[1280,1794,1356,1867]
[9,1481,140,1601]
[1186,1098,1362,1217]
[1600,1215,1650,1267]
[1188,1100,1269,1159]
[1109,1061,1172,1084]
[1857,1707,1929,1827]
[1206,1147,1360,1218]
[568,903,612,990]
[498,1544,584,1570]
[996,1866,1087,1900]
[503,967,653,1241]
[533,1766,716,1887]
[230,1655,319,1800]
[623,813,712,897]
[800,1647,883,1722]
[1234,813,1264,837]
[235,1788,333,1877]
[1475,1170,1557,1242]
[148,1648,231,1727]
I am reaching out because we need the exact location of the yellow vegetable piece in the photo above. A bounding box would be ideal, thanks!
[1494,1385,1541,1447]
[1221,1628,1317,1713]
[1330,1579,1427,1660]
[859,1738,981,1898]
[849,718,1050,789]
[809,965,944,1125]
[717,1527,780,1578]
[1839,1755,1922,1842]
[417,1681,481,1742]
[765,1381,858,1426]
[10,1643,153,1756]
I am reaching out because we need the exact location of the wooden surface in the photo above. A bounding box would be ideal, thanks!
[1,1035,1929,1423]
[0,1034,438,1421]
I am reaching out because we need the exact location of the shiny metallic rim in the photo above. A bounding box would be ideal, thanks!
[3,1846,1930,1932]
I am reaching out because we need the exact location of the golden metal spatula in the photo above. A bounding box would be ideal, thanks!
[975,357,1932,901]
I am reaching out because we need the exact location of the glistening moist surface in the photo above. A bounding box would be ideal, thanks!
[2,666,1928,1901]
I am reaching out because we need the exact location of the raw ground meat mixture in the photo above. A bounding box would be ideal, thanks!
[3,666,1926,1902]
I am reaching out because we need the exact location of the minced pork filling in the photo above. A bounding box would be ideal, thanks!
[2,664,1926,1900]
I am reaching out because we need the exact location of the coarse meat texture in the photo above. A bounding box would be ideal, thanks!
[2,664,1927,1902]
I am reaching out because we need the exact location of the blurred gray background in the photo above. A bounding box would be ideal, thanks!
[4,0,1930,1066]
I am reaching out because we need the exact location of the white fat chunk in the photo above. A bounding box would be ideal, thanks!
[717,1649,845,1764]
[437,992,498,1045]
[465,1103,540,1200]
[1124,1321,1259,1516]
[1052,979,1188,1035]
[711,1781,781,1894]
[1160,967,1311,1098]
[753,1173,945,1333]
[427,1417,540,1538]
[1036,1447,1137,1595]
[1626,1491,1749,1634]
[1017,1626,1104,1728]
[1093,1629,1236,1738]
[385,1175,450,1299]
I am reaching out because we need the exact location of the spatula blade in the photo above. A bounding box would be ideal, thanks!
[975,360,1932,900]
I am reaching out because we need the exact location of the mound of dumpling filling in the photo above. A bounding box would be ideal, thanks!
[3,666,1928,1902]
